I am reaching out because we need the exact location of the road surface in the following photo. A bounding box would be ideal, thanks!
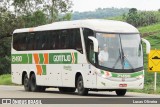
[0,85,160,107]
[0,85,160,98]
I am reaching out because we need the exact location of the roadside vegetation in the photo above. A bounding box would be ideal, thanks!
[129,24,160,94]
[0,74,12,85]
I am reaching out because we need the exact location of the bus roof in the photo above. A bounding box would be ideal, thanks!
[13,19,139,34]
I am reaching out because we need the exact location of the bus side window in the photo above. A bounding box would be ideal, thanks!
[71,28,83,53]
[13,33,27,51]
[75,29,83,53]
[49,31,56,50]
[83,28,94,63]
[55,31,60,49]
[13,33,20,50]
[60,30,70,49]
[26,33,35,50]
[34,33,41,50]
[19,34,27,51]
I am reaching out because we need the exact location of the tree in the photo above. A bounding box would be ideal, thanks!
[126,8,139,27]
[43,0,72,22]
[0,0,73,75]
[12,0,43,16]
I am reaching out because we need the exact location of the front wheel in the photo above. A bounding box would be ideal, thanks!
[77,75,88,95]
[115,89,127,96]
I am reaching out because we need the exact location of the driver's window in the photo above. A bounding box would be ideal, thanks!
[83,28,94,64]
[88,40,95,63]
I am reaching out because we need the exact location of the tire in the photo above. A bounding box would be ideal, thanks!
[76,75,88,95]
[115,89,127,96]
[23,74,31,91]
[30,73,39,92]
[59,87,76,93]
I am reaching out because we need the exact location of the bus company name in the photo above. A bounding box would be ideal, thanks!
[53,55,71,62]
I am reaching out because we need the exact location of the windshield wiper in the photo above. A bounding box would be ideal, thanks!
[112,35,138,71]
[112,48,122,69]
[119,35,136,72]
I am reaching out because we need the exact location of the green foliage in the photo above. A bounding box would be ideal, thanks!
[0,0,73,75]
[43,0,72,22]
[107,15,125,21]
[0,74,12,85]
[0,37,11,75]
[138,25,160,94]
[72,8,129,20]
[138,23,160,34]
[124,8,160,27]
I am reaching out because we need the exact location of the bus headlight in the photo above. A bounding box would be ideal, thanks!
[102,71,112,79]
[95,70,112,79]
[136,75,144,79]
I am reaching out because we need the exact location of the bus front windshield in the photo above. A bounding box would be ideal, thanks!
[96,33,143,70]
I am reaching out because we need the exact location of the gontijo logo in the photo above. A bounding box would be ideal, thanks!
[49,52,77,64]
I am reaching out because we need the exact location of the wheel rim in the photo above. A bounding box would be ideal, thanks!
[78,80,83,92]
[31,76,36,90]
[24,76,28,88]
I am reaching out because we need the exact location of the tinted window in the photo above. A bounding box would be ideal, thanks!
[13,28,83,53]
[83,28,94,63]
[13,33,27,51]
[26,33,35,50]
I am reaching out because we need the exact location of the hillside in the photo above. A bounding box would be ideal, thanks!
[132,23,160,94]
[72,8,129,20]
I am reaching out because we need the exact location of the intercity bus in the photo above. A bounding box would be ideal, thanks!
[11,19,150,96]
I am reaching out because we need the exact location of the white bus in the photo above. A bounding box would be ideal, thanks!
[11,19,150,96]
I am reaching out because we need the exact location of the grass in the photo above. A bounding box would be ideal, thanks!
[107,16,125,21]
[0,74,12,85]
[138,23,160,34]
[128,24,160,94]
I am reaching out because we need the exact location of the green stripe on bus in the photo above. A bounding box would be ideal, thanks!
[130,71,143,77]
[42,65,46,75]
[111,71,143,78]
[12,54,28,64]
[12,52,78,64]
[39,53,44,64]
[28,54,32,64]
[74,52,78,64]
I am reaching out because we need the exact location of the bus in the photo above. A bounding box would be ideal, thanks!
[11,19,150,96]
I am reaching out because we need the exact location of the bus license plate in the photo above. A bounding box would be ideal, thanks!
[119,84,127,87]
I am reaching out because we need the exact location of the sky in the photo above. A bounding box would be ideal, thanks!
[71,0,160,12]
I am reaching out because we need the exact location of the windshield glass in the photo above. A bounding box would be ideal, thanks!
[96,33,143,70]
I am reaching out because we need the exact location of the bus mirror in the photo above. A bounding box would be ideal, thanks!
[141,38,151,54]
[88,36,99,52]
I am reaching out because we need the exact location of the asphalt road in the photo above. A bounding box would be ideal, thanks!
[0,85,160,107]
[0,85,160,98]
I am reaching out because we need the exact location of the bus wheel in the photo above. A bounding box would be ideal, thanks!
[30,73,39,92]
[23,74,31,91]
[77,75,88,95]
[59,87,76,93]
[115,89,127,96]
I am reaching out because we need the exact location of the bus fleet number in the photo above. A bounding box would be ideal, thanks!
[12,56,22,62]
